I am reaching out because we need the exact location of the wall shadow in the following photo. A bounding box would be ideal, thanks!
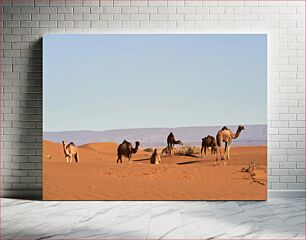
[10,38,43,200]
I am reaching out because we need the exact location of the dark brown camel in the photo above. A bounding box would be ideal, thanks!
[201,135,217,157]
[117,140,140,164]
[167,132,183,148]
[167,132,183,155]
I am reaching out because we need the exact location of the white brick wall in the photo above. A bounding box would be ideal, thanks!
[1,0,305,197]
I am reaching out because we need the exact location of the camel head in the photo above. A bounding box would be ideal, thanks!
[238,125,245,131]
[131,141,140,154]
[153,148,158,154]
[177,140,183,145]
[62,141,66,145]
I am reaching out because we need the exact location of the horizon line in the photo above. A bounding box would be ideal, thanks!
[44,123,267,133]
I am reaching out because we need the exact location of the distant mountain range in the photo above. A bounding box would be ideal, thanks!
[44,124,267,147]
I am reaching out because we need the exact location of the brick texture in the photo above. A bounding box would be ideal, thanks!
[0,0,305,196]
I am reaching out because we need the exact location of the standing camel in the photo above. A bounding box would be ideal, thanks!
[167,132,183,155]
[62,141,79,163]
[216,125,245,160]
[117,140,140,164]
[201,135,217,157]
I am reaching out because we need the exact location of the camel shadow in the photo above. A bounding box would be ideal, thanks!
[176,160,200,165]
[133,158,150,162]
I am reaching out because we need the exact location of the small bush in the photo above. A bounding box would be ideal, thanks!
[176,145,198,157]
[143,148,153,153]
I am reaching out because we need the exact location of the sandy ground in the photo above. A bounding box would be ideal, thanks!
[43,141,267,200]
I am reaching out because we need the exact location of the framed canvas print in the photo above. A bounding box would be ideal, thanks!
[43,34,267,200]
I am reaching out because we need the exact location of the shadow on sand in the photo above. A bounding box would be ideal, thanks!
[176,160,200,165]
[133,158,150,162]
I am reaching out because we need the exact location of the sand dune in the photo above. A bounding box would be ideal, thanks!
[43,141,267,200]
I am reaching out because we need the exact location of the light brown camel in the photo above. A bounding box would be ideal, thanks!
[216,125,245,160]
[150,149,161,164]
[117,140,140,164]
[62,141,79,163]
[201,135,217,157]
[167,132,183,155]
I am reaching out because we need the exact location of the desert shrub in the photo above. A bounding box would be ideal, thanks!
[143,148,153,153]
[176,145,198,157]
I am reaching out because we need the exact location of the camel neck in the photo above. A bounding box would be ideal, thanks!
[62,143,69,156]
[233,129,241,139]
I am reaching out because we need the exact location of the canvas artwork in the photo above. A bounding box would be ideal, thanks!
[43,34,267,200]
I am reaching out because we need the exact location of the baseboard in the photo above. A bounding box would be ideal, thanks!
[1,189,305,200]
[1,190,42,200]
[268,190,305,198]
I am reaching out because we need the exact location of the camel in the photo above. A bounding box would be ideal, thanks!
[117,140,140,164]
[150,149,161,164]
[201,135,217,157]
[216,125,245,160]
[162,146,172,156]
[167,132,183,155]
[62,141,79,163]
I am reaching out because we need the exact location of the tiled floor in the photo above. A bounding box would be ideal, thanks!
[1,198,305,239]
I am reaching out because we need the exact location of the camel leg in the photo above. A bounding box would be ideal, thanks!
[218,138,224,160]
[116,155,122,164]
[218,146,223,161]
[220,146,224,160]
[201,146,203,157]
[227,142,231,159]
[223,142,228,160]
[216,146,220,161]
[74,153,79,163]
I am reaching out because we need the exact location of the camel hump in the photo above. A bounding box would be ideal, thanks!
[168,132,174,138]
[222,126,228,130]
[69,141,74,145]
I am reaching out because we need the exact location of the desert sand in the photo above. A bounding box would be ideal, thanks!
[43,141,267,200]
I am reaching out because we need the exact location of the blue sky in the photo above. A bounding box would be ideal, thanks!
[43,34,267,132]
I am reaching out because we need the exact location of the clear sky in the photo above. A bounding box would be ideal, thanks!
[43,34,267,132]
